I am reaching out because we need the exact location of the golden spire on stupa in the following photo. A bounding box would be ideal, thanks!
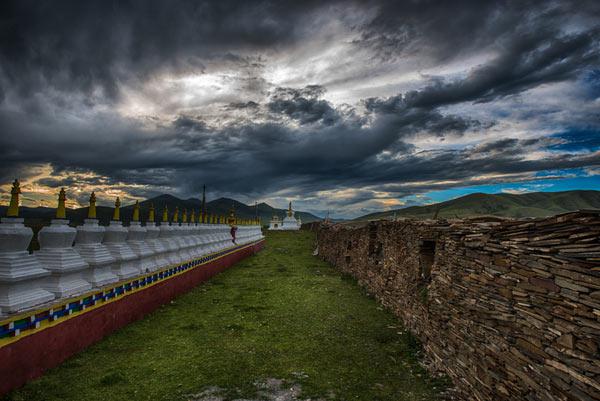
[88,192,97,219]
[228,204,236,226]
[182,208,188,223]
[6,179,21,217]
[56,188,67,219]
[112,197,121,221]
[132,200,140,222]
[162,205,169,222]
[149,203,155,222]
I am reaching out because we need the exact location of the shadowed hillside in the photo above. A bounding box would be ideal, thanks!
[356,190,600,221]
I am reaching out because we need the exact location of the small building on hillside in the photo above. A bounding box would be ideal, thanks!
[269,201,301,230]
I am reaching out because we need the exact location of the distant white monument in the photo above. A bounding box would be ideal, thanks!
[268,215,282,230]
[269,201,301,230]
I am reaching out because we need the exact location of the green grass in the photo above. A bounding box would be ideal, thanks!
[4,231,448,401]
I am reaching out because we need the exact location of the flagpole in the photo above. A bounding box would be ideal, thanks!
[201,184,206,222]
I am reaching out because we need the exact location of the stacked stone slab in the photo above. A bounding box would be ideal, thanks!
[0,216,55,315]
[158,206,180,265]
[127,201,156,274]
[197,222,211,255]
[236,225,246,244]
[191,215,203,258]
[203,218,218,254]
[237,225,262,244]
[144,204,169,271]
[171,208,190,263]
[75,193,118,288]
[37,218,91,298]
[37,189,91,298]
[0,181,54,315]
[75,219,119,288]
[103,198,140,280]
[179,209,195,261]
[188,211,202,259]
[216,222,231,250]
[317,211,600,401]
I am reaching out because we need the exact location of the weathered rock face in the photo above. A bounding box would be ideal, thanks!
[316,211,600,401]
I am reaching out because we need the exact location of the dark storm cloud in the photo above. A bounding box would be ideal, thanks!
[0,0,322,102]
[355,0,600,62]
[36,175,108,188]
[225,101,260,110]
[267,86,341,125]
[415,30,598,106]
[2,0,598,104]
[358,3,600,145]
[364,27,599,110]
[354,0,506,61]
[1,0,599,215]
[303,143,600,208]
[363,95,483,138]
[468,137,554,155]
[173,116,207,132]
[2,100,598,202]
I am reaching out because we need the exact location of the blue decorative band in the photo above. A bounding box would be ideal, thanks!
[0,240,264,345]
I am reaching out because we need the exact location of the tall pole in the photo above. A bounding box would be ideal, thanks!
[201,184,206,222]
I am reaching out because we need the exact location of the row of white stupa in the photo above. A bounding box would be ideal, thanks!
[0,182,264,316]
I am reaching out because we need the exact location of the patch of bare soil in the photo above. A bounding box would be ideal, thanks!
[186,378,327,401]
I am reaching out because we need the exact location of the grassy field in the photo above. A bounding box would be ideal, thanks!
[3,231,448,401]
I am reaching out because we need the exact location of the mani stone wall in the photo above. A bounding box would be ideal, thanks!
[316,211,600,401]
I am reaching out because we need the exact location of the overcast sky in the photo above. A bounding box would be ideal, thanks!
[0,0,599,218]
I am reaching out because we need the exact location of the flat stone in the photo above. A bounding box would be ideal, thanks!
[555,334,574,349]
[529,277,560,292]
[557,277,591,293]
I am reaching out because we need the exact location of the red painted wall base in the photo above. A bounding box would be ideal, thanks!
[0,241,264,395]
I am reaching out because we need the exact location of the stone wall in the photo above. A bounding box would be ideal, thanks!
[316,211,600,401]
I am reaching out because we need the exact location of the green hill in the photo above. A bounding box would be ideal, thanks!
[356,190,600,221]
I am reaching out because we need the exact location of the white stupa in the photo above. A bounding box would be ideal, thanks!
[269,201,301,230]
[268,215,281,230]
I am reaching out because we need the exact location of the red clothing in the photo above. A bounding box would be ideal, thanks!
[230,226,237,243]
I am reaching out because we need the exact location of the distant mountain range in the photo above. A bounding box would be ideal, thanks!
[355,190,600,221]
[0,194,322,226]
[4,190,599,228]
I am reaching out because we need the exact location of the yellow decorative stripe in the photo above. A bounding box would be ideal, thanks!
[0,240,264,348]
